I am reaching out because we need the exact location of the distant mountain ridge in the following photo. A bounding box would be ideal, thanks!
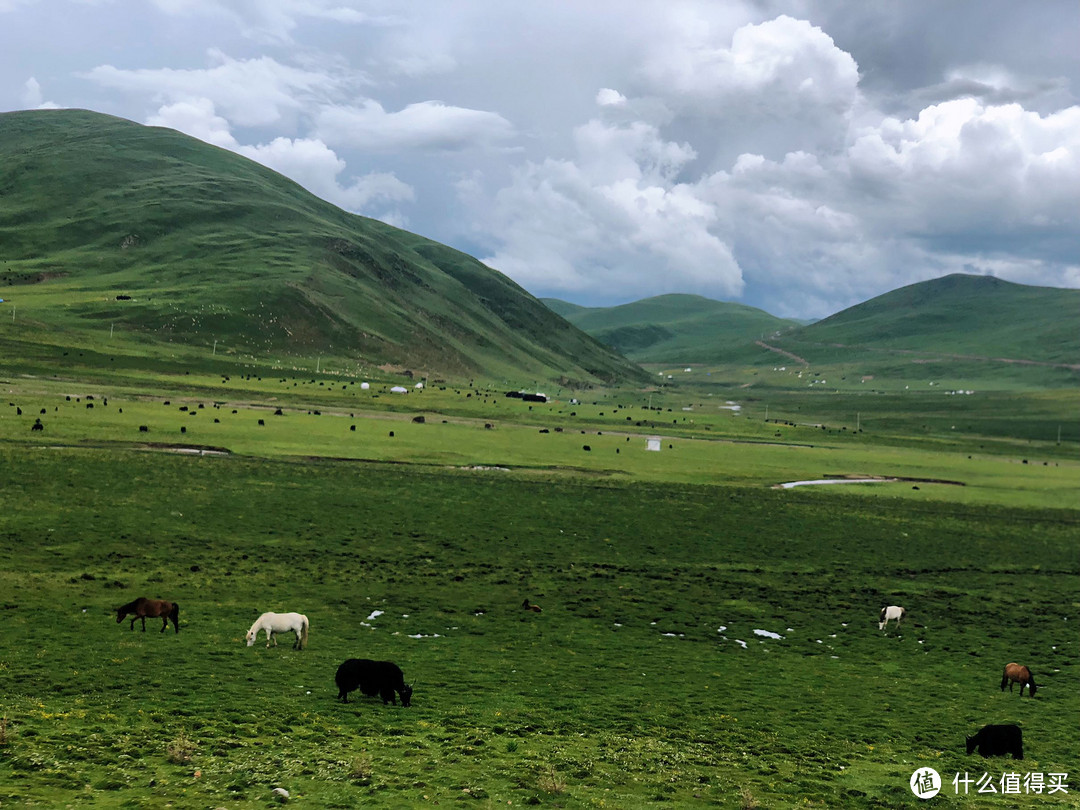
[0,109,646,385]
[545,275,1079,371]
[541,294,799,363]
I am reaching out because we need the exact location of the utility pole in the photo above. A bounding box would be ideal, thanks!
[213,340,217,356]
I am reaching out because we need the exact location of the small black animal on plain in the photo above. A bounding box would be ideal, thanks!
[335,659,412,706]
[966,724,1023,760]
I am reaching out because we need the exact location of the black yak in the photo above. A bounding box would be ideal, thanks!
[966,724,1023,760]
[335,659,412,706]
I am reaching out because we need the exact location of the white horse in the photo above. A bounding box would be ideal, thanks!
[246,612,309,649]
[879,605,905,631]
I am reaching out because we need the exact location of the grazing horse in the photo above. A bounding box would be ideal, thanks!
[116,597,179,633]
[245,612,309,650]
[1001,663,1037,697]
[879,605,905,630]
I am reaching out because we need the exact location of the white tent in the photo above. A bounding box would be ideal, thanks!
[390,386,408,393]
[646,438,661,452]
[360,382,370,390]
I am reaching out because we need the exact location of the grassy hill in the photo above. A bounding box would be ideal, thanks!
[541,294,798,362]
[547,277,1078,391]
[0,109,645,386]
[774,274,1080,367]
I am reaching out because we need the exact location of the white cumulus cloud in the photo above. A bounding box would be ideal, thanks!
[146,98,413,218]
[477,119,743,300]
[315,100,515,152]
[21,77,60,109]
[84,51,343,127]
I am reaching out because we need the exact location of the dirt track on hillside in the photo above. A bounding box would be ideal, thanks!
[755,341,809,365]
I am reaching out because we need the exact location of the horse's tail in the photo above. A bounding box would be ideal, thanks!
[300,616,309,649]
[170,602,180,632]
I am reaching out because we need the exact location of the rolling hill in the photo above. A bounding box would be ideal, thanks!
[0,109,646,386]
[772,274,1080,367]
[541,294,799,363]
[545,277,1079,384]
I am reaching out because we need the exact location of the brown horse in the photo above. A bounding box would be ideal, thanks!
[116,597,180,634]
[521,598,542,613]
[1001,663,1037,697]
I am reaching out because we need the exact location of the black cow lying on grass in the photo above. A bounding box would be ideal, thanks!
[966,724,1023,760]
[335,659,412,706]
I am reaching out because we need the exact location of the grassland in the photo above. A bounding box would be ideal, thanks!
[0,445,1077,809]
[0,343,1077,808]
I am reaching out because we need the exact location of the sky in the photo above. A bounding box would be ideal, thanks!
[3,0,1079,319]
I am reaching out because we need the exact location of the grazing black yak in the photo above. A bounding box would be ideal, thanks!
[335,659,412,706]
[966,724,1023,760]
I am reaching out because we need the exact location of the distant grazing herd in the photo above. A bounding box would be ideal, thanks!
[113,594,1038,759]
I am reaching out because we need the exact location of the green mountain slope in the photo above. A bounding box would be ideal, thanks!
[542,294,798,362]
[0,109,646,385]
[539,298,589,319]
[775,274,1080,367]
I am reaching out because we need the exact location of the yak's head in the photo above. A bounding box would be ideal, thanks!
[965,736,976,755]
[400,684,413,707]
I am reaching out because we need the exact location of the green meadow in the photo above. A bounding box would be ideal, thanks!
[0,448,1077,809]
[1,353,1078,809]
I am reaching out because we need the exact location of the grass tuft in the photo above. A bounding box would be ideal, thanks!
[538,762,566,794]
[166,731,196,764]
[347,753,373,781]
